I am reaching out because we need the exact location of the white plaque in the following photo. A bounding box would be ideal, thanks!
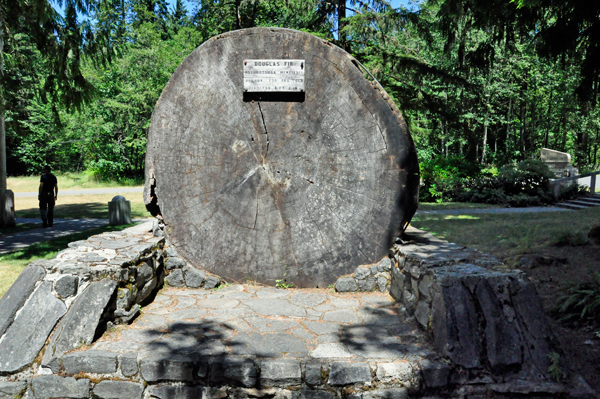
[243,59,305,92]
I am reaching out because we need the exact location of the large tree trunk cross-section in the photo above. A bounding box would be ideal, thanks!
[144,28,419,288]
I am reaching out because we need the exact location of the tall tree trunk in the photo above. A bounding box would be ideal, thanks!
[530,101,537,155]
[338,0,348,52]
[494,129,498,158]
[520,99,526,158]
[0,14,7,227]
[595,125,599,166]
[481,113,489,164]
[545,86,552,148]
[235,0,242,29]
[505,97,512,157]
[560,103,568,151]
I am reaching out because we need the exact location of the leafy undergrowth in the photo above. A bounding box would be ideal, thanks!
[556,273,600,324]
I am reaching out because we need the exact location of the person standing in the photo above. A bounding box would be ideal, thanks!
[39,165,58,227]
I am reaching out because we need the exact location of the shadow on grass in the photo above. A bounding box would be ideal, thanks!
[1,224,135,261]
[16,203,110,219]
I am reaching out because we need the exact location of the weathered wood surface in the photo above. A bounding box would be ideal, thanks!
[144,28,419,287]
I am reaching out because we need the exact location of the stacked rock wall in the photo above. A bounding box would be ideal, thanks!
[333,228,595,398]
[386,229,556,380]
[0,223,166,377]
[0,222,596,398]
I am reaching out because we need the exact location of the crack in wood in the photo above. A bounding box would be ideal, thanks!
[257,102,270,164]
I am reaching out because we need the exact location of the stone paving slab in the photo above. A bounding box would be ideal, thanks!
[54,284,436,394]
[90,285,432,364]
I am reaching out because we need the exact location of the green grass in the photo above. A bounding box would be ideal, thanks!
[410,206,600,258]
[7,171,143,193]
[418,202,501,211]
[14,193,150,219]
[0,224,136,298]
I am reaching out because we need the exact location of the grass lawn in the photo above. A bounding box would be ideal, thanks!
[15,193,150,219]
[2,180,150,297]
[0,224,136,298]
[7,172,143,192]
[410,206,600,258]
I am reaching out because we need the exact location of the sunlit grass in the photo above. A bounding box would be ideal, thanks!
[443,215,481,220]
[410,207,600,258]
[418,202,500,211]
[7,172,143,193]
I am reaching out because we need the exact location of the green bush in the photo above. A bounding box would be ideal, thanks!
[419,159,561,207]
[419,156,482,202]
[476,161,555,206]
[557,182,590,201]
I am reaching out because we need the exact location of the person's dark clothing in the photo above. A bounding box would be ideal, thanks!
[40,173,57,194]
[40,173,57,227]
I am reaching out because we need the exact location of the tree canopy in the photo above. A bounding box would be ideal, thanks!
[4,0,600,185]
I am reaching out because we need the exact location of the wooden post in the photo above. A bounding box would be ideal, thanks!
[591,173,597,194]
[144,28,419,288]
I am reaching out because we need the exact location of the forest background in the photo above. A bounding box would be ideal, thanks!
[4,0,600,202]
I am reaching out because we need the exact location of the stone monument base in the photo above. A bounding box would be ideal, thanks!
[0,222,594,398]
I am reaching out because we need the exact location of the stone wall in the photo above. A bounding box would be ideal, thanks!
[388,228,559,382]
[0,223,165,377]
[332,227,596,398]
[0,222,595,398]
[0,221,226,381]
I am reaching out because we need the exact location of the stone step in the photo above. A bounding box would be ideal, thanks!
[556,202,591,210]
[582,196,600,203]
[556,194,600,209]
[568,199,600,207]
[55,350,437,393]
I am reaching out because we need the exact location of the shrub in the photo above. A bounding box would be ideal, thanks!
[418,158,584,206]
[558,182,589,201]
[419,156,481,202]
[432,160,555,206]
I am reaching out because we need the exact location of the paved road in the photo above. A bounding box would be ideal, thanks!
[415,206,567,215]
[0,218,151,254]
[13,187,144,198]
